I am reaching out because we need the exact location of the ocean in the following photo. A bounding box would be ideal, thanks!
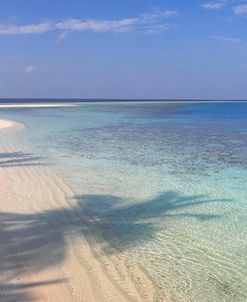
[0,101,246,301]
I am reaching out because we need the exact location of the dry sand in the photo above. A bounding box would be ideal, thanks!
[0,120,159,302]
[0,104,77,108]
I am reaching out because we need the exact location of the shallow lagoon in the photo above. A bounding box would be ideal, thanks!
[1,101,247,301]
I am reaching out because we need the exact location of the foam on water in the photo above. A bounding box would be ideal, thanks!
[0,101,246,301]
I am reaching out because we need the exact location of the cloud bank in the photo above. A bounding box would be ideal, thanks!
[0,10,178,36]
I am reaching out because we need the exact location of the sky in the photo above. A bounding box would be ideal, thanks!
[0,0,246,99]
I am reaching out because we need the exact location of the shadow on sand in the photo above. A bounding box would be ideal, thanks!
[0,191,231,301]
[0,152,46,167]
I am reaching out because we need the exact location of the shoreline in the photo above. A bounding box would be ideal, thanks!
[0,118,159,301]
[0,118,24,131]
[0,103,78,108]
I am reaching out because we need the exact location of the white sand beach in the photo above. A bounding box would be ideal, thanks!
[0,103,78,109]
[0,119,158,302]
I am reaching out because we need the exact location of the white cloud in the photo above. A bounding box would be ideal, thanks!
[211,35,241,44]
[141,10,178,21]
[0,10,178,36]
[233,4,247,15]
[202,1,247,15]
[55,18,138,33]
[55,31,68,43]
[143,24,172,34]
[201,1,228,10]
[0,22,53,35]
[23,65,35,73]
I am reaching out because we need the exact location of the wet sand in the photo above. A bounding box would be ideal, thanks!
[0,119,24,130]
[0,120,158,302]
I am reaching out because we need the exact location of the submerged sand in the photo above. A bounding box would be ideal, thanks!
[0,119,159,302]
[0,119,24,131]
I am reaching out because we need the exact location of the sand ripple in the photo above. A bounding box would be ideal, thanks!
[0,122,159,302]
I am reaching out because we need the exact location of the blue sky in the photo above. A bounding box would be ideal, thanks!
[0,0,246,99]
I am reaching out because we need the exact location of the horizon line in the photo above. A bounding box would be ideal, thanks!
[0,98,247,102]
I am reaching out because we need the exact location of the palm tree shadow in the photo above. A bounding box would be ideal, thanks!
[0,280,65,302]
[0,152,46,167]
[77,191,230,253]
[0,191,231,301]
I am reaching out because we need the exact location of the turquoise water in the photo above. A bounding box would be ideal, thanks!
[1,101,247,301]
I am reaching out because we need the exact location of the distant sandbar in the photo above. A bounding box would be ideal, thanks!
[0,103,77,108]
[0,119,24,130]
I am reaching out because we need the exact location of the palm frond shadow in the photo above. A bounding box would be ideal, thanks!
[0,191,231,301]
[78,191,230,253]
[0,152,46,167]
